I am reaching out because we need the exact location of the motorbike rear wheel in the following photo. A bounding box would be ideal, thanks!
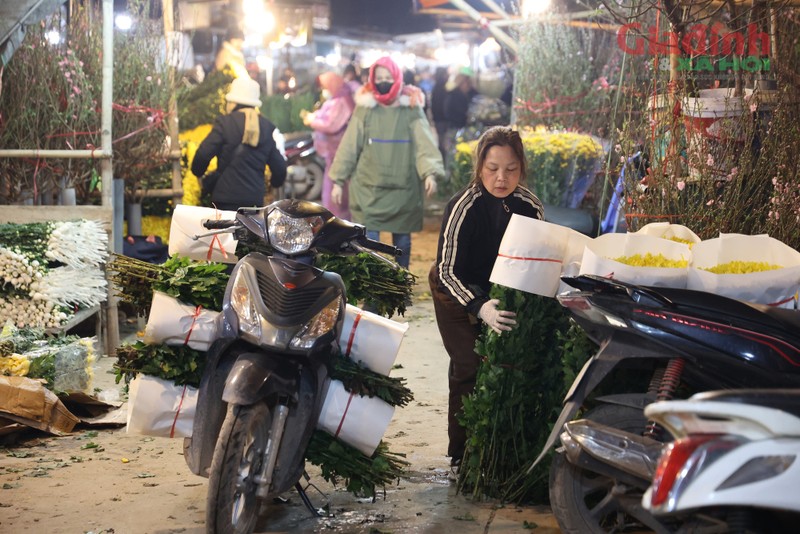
[206,402,272,534]
[549,404,651,534]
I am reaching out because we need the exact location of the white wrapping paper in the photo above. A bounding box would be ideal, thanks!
[580,233,691,288]
[634,222,702,245]
[558,230,593,295]
[489,214,570,297]
[144,291,220,351]
[126,374,198,438]
[687,234,800,307]
[338,304,409,376]
[317,379,395,456]
[168,204,238,263]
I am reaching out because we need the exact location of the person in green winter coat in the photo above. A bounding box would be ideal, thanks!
[329,56,444,269]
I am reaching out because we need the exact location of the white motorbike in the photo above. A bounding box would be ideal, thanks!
[643,389,800,530]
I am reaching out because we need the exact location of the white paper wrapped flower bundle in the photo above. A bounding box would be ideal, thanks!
[168,204,238,264]
[579,233,692,288]
[126,374,198,438]
[489,215,577,298]
[687,234,800,308]
[144,291,220,351]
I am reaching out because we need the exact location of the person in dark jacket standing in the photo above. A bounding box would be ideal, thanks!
[428,126,544,476]
[191,76,287,210]
[430,67,450,162]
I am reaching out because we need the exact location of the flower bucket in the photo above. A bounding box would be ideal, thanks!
[682,88,746,180]
[316,379,395,456]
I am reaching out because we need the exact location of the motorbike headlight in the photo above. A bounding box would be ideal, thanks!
[290,298,341,349]
[267,209,324,255]
[230,266,262,339]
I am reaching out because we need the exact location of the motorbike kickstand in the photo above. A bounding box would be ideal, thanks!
[295,472,330,518]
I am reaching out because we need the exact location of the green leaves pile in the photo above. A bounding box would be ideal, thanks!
[457,285,595,504]
[328,352,413,407]
[305,431,409,498]
[317,253,416,318]
[114,341,205,387]
[107,254,229,316]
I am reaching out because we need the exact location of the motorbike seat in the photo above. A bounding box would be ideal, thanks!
[694,389,800,419]
[655,286,800,340]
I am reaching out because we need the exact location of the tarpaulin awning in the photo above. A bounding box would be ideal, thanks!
[0,0,64,66]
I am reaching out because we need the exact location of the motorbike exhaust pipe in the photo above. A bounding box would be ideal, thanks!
[561,419,664,481]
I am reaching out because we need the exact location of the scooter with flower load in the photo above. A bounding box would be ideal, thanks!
[181,198,401,534]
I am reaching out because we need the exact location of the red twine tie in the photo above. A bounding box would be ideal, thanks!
[497,253,562,264]
[169,385,188,438]
[206,209,229,260]
[334,391,356,439]
[184,305,203,345]
[344,311,363,356]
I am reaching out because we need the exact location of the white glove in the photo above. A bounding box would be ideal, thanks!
[424,175,437,197]
[478,299,517,334]
[331,183,343,205]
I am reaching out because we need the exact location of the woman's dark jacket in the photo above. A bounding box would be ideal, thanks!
[434,183,544,316]
[191,109,287,209]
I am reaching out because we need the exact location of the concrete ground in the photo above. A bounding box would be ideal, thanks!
[0,212,562,533]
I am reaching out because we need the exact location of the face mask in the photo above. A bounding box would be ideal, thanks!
[374,81,394,95]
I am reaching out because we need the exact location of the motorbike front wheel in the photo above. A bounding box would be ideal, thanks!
[549,404,652,534]
[206,402,272,534]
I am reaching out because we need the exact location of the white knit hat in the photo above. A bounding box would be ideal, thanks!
[225,76,261,107]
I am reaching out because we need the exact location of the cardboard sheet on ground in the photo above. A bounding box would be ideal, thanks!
[687,234,800,307]
[580,233,691,288]
[168,204,238,263]
[0,376,80,434]
[490,215,570,297]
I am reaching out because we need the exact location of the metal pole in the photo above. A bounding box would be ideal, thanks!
[0,149,111,158]
[447,0,519,54]
[102,0,120,356]
[162,0,183,207]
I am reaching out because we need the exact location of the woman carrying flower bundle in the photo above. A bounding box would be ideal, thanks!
[428,126,544,476]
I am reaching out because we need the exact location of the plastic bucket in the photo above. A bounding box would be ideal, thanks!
[682,89,746,180]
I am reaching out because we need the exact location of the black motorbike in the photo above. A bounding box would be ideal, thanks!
[182,199,401,534]
[283,131,324,201]
[532,274,800,533]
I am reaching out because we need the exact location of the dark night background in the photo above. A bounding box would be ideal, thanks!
[329,0,439,35]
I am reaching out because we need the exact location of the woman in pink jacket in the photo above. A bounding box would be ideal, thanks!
[303,72,355,220]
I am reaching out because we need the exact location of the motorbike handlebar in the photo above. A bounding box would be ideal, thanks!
[355,236,403,257]
[202,219,236,230]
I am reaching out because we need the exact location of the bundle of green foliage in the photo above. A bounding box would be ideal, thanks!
[458,285,596,504]
[261,91,317,134]
[178,69,235,131]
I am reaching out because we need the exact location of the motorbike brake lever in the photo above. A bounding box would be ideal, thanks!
[191,226,240,240]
